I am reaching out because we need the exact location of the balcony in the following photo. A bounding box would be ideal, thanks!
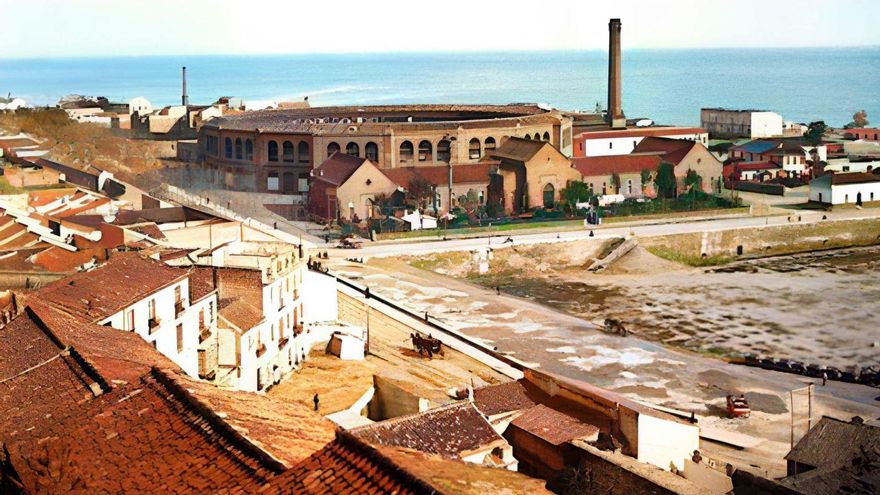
[199,326,212,344]
[174,300,185,317]
[148,317,161,334]
[255,343,267,358]
[293,323,304,336]
[278,336,289,348]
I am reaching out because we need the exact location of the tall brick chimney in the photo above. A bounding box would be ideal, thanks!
[607,19,625,129]
[181,66,189,107]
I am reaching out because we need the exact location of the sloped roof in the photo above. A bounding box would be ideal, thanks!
[312,152,369,186]
[509,404,600,446]
[38,252,187,321]
[381,163,495,188]
[257,431,551,495]
[572,154,662,177]
[632,137,697,165]
[488,137,553,162]
[576,126,706,140]
[730,140,779,155]
[786,417,880,469]
[829,171,880,185]
[219,297,264,332]
[351,402,504,459]
[473,380,538,417]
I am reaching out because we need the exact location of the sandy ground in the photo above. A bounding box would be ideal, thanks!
[329,254,880,478]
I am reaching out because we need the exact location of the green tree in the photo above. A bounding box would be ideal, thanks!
[561,181,592,214]
[610,172,621,194]
[639,169,651,191]
[684,169,702,192]
[846,110,869,128]
[407,174,434,210]
[457,189,480,213]
[654,162,677,199]
[804,121,828,145]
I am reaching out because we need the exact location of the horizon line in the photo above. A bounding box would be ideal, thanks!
[2,43,879,61]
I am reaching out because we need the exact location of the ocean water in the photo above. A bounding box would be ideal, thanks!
[1,48,878,127]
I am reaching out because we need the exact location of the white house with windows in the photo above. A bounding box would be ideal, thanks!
[809,172,880,206]
[179,241,315,392]
[38,252,218,379]
[574,127,708,157]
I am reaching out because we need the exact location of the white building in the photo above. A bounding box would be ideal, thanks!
[700,108,783,139]
[38,252,218,379]
[128,96,153,116]
[182,241,312,392]
[823,158,879,174]
[574,127,708,157]
[809,172,880,206]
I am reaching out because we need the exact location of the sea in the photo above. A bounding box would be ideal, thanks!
[1,47,879,127]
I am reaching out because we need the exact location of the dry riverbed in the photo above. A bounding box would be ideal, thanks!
[409,242,880,370]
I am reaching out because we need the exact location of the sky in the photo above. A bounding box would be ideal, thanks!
[3,0,880,58]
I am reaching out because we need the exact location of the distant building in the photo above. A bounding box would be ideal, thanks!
[572,154,662,197]
[381,162,498,214]
[309,152,399,222]
[485,137,579,213]
[809,172,880,206]
[700,108,784,139]
[573,126,708,157]
[722,161,780,184]
[843,128,880,141]
[632,137,723,193]
[728,139,826,179]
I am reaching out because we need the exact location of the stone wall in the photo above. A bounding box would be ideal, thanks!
[641,217,880,258]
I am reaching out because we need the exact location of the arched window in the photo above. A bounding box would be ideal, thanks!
[234,138,243,160]
[346,142,360,157]
[225,138,232,158]
[399,141,414,162]
[543,132,551,141]
[543,183,555,208]
[298,141,309,163]
[365,142,379,162]
[437,139,451,162]
[282,141,294,162]
[484,137,496,152]
[245,139,253,161]
[468,138,481,160]
[267,141,279,162]
[524,134,532,140]
[418,140,432,161]
[327,142,340,156]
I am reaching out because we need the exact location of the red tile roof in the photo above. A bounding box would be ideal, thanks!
[572,154,662,177]
[188,266,217,302]
[312,152,369,186]
[632,137,697,165]
[38,252,187,321]
[351,402,505,459]
[488,137,553,162]
[381,163,495,188]
[258,431,551,495]
[219,297,264,332]
[509,404,600,446]
[576,126,706,140]
[829,171,880,185]
[473,380,538,417]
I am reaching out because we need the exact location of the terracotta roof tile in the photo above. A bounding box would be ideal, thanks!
[473,380,538,417]
[632,136,697,165]
[38,252,187,321]
[218,297,264,332]
[509,404,600,445]
[381,163,496,188]
[572,154,662,177]
[352,402,504,459]
[576,126,706,140]
[488,137,550,162]
[312,152,369,186]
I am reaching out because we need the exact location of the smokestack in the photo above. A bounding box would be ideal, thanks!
[607,19,625,129]
[181,66,189,107]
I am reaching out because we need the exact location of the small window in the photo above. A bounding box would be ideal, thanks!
[418,140,432,161]
[365,142,379,162]
[437,140,451,162]
[298,141,310,163]
[177,324,184,353]
[245,139,253,161]
[484,137,496,152]
[346,142,360,156]
[235,138,243,160]
[282,141,294,162]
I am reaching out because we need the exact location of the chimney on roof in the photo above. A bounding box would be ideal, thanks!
[607,19,626,129]
[181,66,189,107]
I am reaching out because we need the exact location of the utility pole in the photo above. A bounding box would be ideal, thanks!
[790,383,814,459]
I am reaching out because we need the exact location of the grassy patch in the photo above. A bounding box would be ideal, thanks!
[0,177,25,195]
[378,219,584,241]
[646,246,733,267]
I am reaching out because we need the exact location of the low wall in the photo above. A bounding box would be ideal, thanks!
[641,217,880,258]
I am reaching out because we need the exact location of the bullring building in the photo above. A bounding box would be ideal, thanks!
[198,104,574,194]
